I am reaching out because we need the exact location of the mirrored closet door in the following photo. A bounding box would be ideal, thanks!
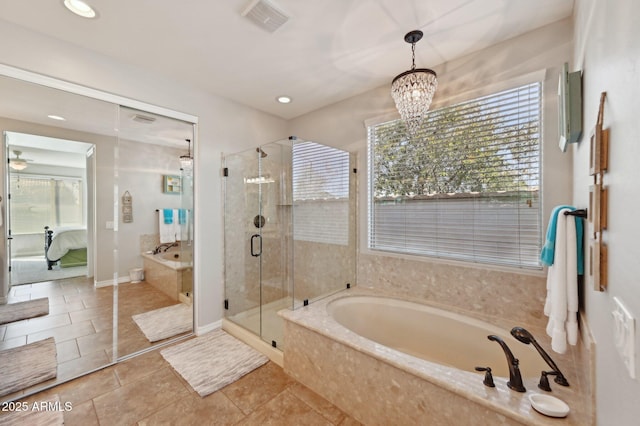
[115,106,195,359]
[0,68,196,402]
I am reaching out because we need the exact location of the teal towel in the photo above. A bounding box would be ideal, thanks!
[163,209,173,224]
[540,205,584,275]
[178,209,187,225]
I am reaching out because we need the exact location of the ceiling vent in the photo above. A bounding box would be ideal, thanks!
[132,114,156,124]
[241,0,290,33]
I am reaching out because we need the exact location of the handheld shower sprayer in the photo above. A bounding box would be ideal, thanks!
[510,327,569,388]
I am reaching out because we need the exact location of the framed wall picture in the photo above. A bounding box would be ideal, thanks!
[589,124,601,176]
[163,175,182,194]
[590,239,601,291]
[590,239,608,292]
[589,183,609,239]
[589,183,601,238]
[589,99,609,176]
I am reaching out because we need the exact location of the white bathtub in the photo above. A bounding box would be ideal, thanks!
[141,249,192,271]
[327,295,547,378]
[282,290,589,425]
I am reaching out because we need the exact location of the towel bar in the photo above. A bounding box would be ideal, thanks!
[564,209,587,218]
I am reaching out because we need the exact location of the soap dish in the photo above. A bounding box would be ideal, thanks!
[529,393,570,418]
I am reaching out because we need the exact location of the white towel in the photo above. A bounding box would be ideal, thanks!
[544,208,579,353]
[172,209,181,242]
[159,209,176,244]
[177,210,189,242]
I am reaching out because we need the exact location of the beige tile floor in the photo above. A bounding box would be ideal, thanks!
[11,348,361,425]
[2,276,190,401]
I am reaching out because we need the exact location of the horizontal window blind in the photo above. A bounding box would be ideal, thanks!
[293,141,350,245]
[368,83,542,268]
[10,175,83,234]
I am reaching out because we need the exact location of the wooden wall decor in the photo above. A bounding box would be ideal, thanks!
[122,191,133,223]
[590,239,601,291]
[590,92,609,292]
[600,243,608,290]
[589,184,609,239]
[589,184,601,238]
[589,93,609,176]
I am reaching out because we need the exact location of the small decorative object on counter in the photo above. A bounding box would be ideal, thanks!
[529,394,570,418]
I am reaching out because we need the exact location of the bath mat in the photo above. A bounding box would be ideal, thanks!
[160,329,268,397]
[132,303,193,342]
[0,297,49,325]
[0,337,57,397]
[0,394,64,426]
[59,248,87,268]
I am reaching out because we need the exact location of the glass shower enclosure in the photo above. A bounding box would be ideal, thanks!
[223,137,356,350]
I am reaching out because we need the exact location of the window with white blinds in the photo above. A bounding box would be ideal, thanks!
[368,82,542,269]
[293,141,350,245]
[10,174,84,234]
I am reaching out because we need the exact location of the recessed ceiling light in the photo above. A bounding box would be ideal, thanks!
[48,115,66,121]
[63,0,97,18]
[276,96,292,104]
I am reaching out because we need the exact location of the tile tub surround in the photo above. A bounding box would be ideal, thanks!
[142,250,192,301]
[281,289,592,426]
[358,252,549,329]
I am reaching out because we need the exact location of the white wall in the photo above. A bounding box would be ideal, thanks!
[0,20,289,328]
[573,0,640,423]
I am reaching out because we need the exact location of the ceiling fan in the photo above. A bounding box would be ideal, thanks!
[9,150,32,171]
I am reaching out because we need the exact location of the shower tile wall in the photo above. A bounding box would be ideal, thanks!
[224,148,292,317]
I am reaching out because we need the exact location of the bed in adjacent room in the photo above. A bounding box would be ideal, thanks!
[44,226,87,270]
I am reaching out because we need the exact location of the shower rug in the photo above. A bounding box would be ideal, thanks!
[132,303,192,342]
[160,329,269,397]
[0,297,49,325]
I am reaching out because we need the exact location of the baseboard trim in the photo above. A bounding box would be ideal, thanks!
[95,276,130,288]
[196,319,222,336]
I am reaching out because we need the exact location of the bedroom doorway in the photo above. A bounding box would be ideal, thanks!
[4,132,94,286]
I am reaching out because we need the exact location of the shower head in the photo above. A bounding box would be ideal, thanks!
[510,326,570,387]
[510,327,535,345]
[256,147,267,158]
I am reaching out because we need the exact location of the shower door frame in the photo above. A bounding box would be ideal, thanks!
[223,141,293,350]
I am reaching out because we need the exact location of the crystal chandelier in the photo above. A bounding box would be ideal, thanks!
[180,138,193,172]
[391,30,437,134]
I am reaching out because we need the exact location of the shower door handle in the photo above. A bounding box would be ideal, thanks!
[250,234,262,257]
